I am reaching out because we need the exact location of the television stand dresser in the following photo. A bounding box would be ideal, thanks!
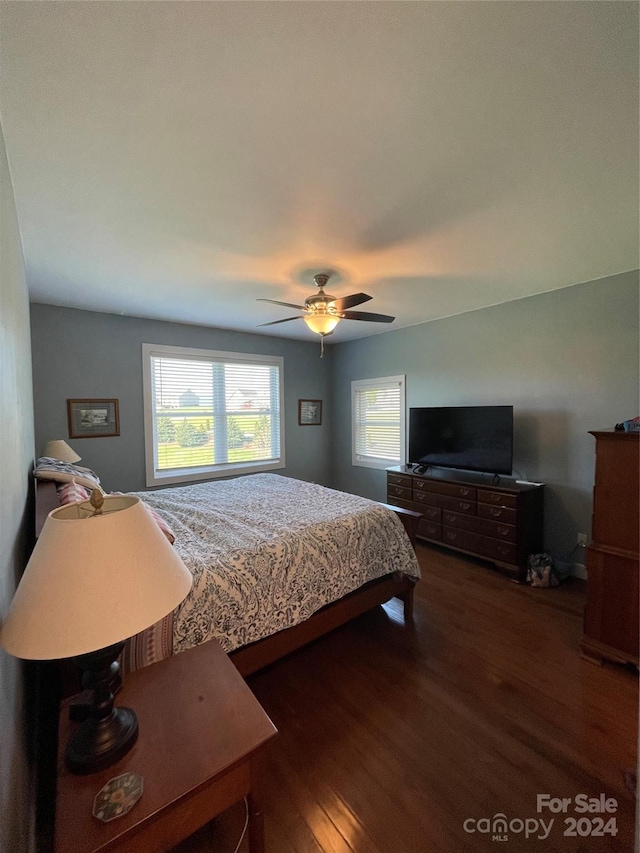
[387,466,544,582]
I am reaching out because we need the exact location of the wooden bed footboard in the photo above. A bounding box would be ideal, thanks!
[230,572,417,677]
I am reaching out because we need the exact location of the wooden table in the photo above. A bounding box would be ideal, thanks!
[54,639,277,853]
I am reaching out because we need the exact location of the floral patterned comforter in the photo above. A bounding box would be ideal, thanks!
[133,474,420,654]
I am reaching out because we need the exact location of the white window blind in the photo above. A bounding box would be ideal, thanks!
[352,375,405,469]
[143,344,284,486]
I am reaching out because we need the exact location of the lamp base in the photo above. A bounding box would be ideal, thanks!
[66,642,139,775]
[65,706,138,774]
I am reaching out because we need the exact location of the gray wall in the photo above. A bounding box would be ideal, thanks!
[330,271,639,564]
[0,123,36,852]
[30,306,331,493]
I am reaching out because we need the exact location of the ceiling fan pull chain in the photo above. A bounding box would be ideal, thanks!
[320,335,324,358]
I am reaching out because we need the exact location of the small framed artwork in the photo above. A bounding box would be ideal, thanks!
[298,399,323,426]
[67,399,120,439]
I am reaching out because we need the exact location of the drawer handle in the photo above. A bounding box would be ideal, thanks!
[446,513,457,523]
[415,481,425,489]
[460,502,471,511]
[490,494,501,503]
[427,526,437,534]
[460,488,471,496]
[445,531,457,541]
[394,487,404,495]
[427,508,438,517]
[490,508,502,517]
[415,492,425,501]
[497,545,509,555]
[497,526,510,536]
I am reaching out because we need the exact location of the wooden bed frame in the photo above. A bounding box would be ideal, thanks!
[36,479,420,676]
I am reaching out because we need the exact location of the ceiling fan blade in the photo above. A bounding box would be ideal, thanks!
[330,292,372,311]
[257,298,308,311]
[340,310,395,323]
[257,316,304,327]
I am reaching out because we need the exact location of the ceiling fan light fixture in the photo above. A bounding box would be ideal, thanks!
[304,313,340,335]
[257,272,393,350]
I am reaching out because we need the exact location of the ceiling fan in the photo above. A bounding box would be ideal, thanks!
[257,273,395,355]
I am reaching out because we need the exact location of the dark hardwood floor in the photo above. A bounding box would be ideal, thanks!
[174,543,638,852]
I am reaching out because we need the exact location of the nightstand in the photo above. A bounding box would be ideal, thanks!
[54,638,277,853]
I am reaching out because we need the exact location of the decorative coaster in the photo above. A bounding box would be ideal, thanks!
[92,772,144,823]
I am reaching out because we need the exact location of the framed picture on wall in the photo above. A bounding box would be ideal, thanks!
[67,399,120,438]
[298,399,322,426]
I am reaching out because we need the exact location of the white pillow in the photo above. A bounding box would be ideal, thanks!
[34,457,103,492]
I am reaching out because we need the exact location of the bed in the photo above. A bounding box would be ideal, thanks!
[36,473,421,676]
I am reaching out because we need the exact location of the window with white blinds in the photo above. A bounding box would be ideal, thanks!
[142,344,284,486]
[351,375,405,469]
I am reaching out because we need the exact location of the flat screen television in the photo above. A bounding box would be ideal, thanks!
[408,406,513,476]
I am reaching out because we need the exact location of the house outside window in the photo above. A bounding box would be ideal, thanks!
[351,375,405,469]
[143,344,284,487]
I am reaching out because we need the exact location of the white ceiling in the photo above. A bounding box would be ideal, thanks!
[1,1,638,343]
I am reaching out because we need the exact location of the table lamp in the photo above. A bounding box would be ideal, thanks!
[42,439,81,463]
[0,493,192,774]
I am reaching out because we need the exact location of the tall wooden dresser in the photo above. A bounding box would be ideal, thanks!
[582,430,639,666]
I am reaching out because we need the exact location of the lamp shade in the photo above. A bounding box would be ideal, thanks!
[0,496,192,660]
[42,439,81,464]
[304,313,340,335]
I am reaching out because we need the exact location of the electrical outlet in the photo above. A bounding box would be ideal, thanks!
[577,533,587,547]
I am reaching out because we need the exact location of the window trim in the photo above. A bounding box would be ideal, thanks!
[142,343,285,487]
[351,374,405,470]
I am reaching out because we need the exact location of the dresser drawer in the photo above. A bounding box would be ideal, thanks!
[441,526,480,552]
[477,503,517,524]
[413,479,476,500]
[420,504,442,522]
[478,537,517,564]
[477,518,516,542]
[477,489,517,509]
[414,490,476,514]
[388,473,412,489]
[443,511,484,533]
[387,484,412,502]
[442,526,518,565]
[386,496,415,512]
[417,520,442,541]
[443,511,516,542]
